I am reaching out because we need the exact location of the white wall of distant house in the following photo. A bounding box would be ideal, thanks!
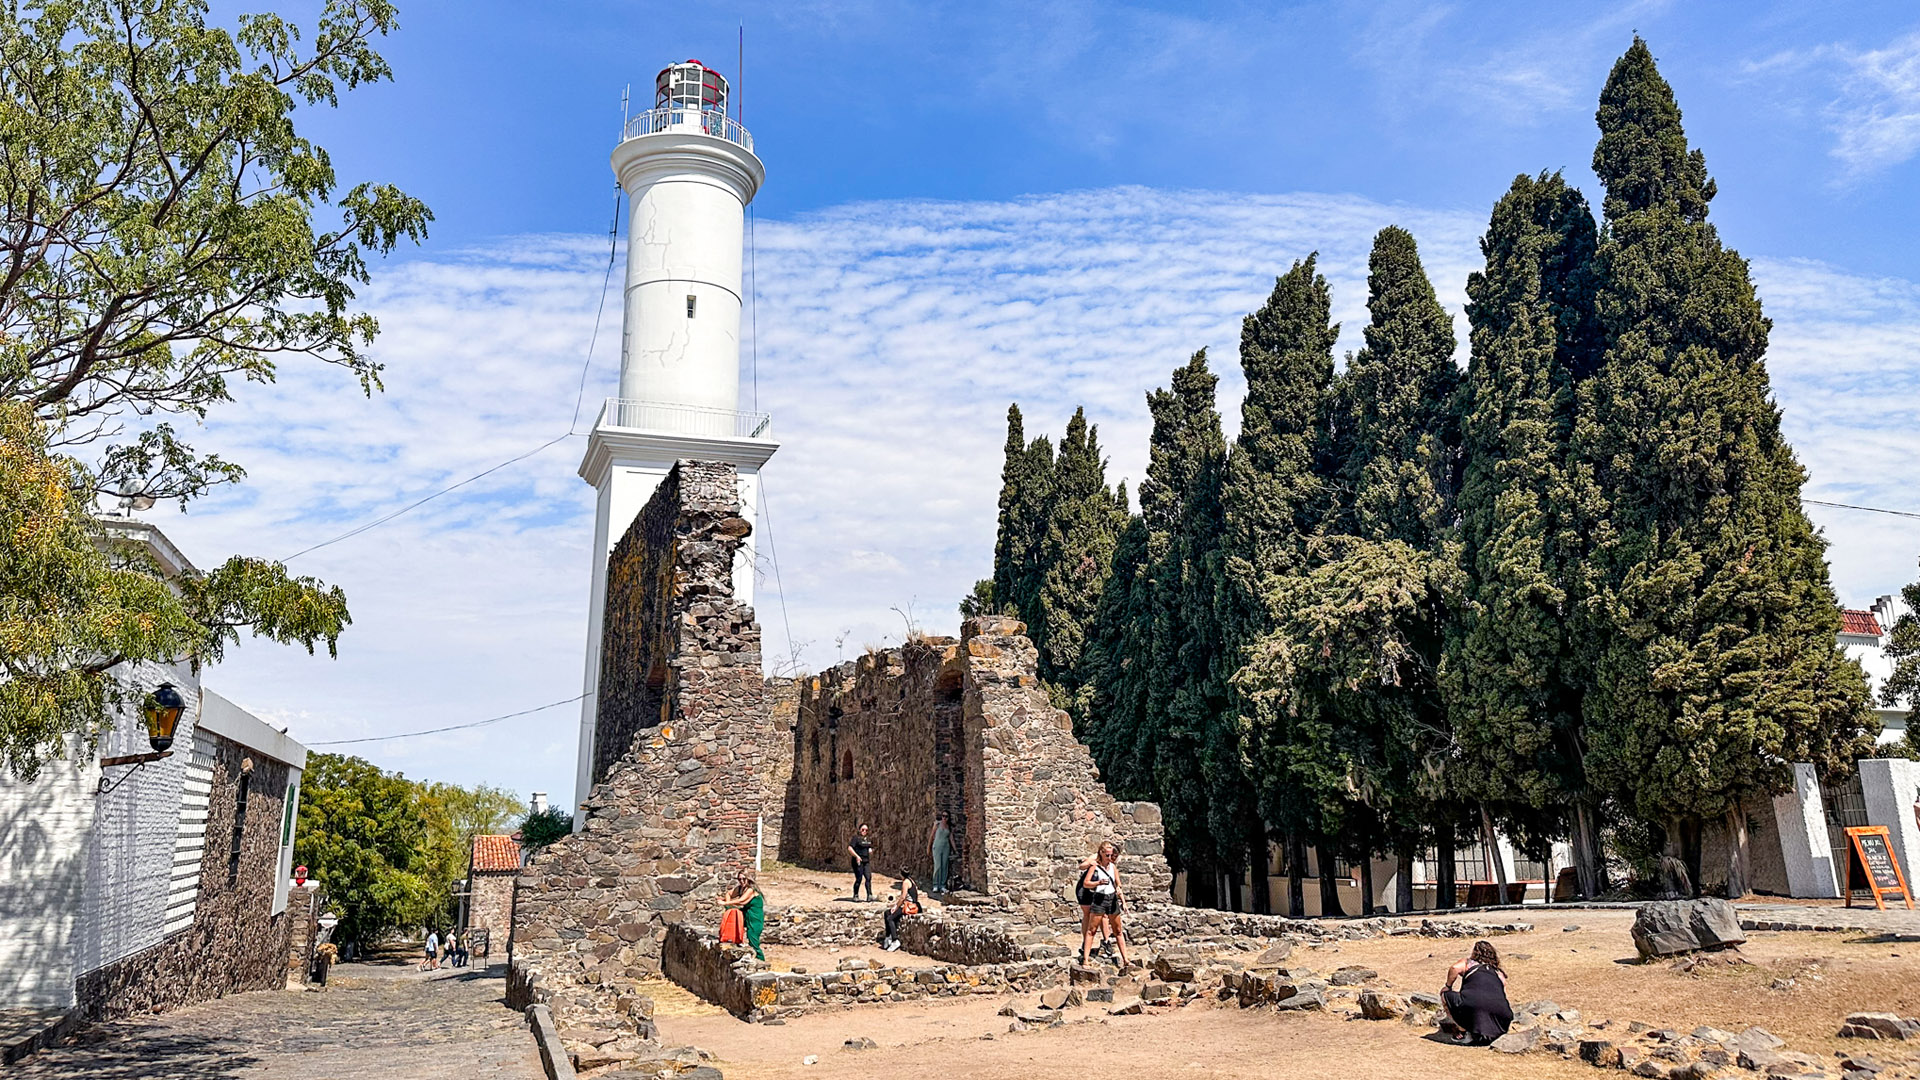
[1845,593,1913,746]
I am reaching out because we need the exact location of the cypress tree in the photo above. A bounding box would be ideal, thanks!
[1084,351,1231,896]
[1444,172,1609,896]
[1580,39,1873,895]
[1245,229,1463,915]
[990,404,1054,634]
[1220,257,1339,914]
[1036,408,1128,705]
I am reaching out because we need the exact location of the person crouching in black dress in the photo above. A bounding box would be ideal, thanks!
[1441,940,1514,1045]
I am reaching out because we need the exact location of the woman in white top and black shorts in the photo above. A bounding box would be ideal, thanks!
[1078,842,1131,971]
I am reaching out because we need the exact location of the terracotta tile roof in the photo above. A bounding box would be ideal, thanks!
[1841,609,1883,637]
[470,834,521,873]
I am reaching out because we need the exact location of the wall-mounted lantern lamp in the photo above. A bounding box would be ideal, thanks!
[99,682,184,793]
[143,683,185,752]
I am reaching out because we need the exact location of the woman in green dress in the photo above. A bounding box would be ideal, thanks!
[722,870,766,960]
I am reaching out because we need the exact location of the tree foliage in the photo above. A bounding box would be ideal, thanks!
[0,400,348,777]
[294,753,521,943]
[0,0,426,775]
[981,38,1878,908]
[518,806,576,850]
[1083,351,1231,885]
[1443,173,1605,884]
[1578,40,1873,859]
[1034,408,1127,704]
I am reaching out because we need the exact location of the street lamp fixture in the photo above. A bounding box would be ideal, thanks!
[99,682,185,792]
[143,683,186,752]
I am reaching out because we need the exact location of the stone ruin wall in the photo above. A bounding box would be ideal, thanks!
[511,460,1172,1038]
[786,640,975,887]
[787,617,1173,921]
[510,461,772,1031]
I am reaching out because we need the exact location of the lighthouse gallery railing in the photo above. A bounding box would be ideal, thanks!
[596,398,772,439]
[621,107,754,153]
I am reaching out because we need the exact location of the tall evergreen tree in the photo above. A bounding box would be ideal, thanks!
[1241,230,1463,915]
[990,404,1054,632]
[1036,409,1128,704]
[1219,257,1339,914]
[1579,39,1873,895]
[1444,173,1610,896]
[1083,351,1231,897]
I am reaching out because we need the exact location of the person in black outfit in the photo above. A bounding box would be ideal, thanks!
[880,874,920,950]
[1441,940,1514,1045]
[848,823,875,901]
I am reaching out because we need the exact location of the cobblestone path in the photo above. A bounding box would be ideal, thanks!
[11,963,542,1080]
[1738,901,1920,938]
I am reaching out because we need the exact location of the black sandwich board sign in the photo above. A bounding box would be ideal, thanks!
[1844,825,1914,911]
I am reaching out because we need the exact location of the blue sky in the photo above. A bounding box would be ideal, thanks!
[143,1,1920,811]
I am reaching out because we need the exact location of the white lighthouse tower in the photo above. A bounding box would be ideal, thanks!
[573,60,776,816]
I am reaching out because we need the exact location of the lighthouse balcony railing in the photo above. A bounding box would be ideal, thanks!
[622,107,754,152]
[596,398,772,440]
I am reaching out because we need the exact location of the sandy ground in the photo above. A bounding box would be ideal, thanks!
[654,909,1920,1080]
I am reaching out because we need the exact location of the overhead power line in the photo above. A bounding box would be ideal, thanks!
[1803,498,1920,521]
[309,693,588,746]
[282,189,625,564]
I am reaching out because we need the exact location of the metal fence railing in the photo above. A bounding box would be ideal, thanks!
[596,398,771,439]
[621,106,754,152]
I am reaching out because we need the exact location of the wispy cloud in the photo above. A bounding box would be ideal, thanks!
[141,187,1920,809]
[1749,28,1920,179]
[1345,0,1667,125]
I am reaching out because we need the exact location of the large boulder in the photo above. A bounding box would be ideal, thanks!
[1630,898,1746,959]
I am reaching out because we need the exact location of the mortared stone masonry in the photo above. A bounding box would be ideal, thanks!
[510,459,1168,1034]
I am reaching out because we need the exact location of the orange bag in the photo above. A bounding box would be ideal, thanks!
[719,907,746,945]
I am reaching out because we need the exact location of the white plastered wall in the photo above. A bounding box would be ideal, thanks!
[1859,758,1920,894]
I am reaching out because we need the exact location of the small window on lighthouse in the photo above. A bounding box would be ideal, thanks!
[685,294,697,318]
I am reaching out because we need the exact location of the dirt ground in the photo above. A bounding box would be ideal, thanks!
[657,909,1920,1080]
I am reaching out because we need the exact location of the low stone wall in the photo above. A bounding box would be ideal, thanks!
[758,906,884,947]
[662,922,1070,1022]
[1127,904,1534,943]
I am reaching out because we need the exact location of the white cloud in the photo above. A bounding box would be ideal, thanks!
[1749,29,1920,178]
[137,187,1920,809]
[1830,31,1920,175]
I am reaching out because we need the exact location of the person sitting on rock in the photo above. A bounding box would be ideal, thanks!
[1440,940,1513,1045]
[720,870,766,960]
[881,874,920,952]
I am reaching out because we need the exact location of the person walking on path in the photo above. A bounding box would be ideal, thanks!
[929,812,954,894]
[1079,842,1130,970]
[422,929,440,971]
[881,874,921,951]
[849,823,875,902]
[720,870,767,960]
[1440,940,1514,1045]
[1073,852,1109,962]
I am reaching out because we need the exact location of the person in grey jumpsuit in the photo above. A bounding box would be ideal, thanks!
[929,812,954,894]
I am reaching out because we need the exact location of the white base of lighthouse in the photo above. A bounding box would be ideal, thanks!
[570,409,778,820]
